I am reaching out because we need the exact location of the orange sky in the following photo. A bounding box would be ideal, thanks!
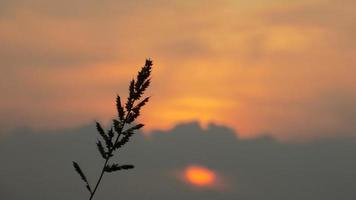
[0,0,355,140]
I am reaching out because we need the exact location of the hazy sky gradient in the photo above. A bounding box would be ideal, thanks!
[1,0,355,140]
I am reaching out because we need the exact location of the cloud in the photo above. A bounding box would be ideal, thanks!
[263,0,356,36]
[1,122,356,199]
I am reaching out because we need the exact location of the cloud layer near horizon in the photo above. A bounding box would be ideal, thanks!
[1,0,356,140]
[1,122,355,199]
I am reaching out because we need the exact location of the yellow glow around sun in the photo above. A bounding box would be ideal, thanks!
[184,165,216,187]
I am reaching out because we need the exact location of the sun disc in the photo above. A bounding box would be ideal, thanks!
[184,165,216,187]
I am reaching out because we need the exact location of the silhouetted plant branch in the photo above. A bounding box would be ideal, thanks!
[72,59,153,200]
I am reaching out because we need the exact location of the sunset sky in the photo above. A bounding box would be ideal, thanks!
[1,0,355,140]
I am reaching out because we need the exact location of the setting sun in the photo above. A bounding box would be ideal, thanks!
[0,0,355,199]
[184,165,216,187]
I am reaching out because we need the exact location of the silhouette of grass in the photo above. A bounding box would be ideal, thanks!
[73,59,153,200]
